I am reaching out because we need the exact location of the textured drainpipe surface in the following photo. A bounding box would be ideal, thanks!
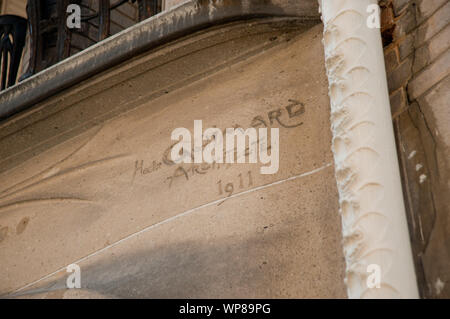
[319,0,419,298]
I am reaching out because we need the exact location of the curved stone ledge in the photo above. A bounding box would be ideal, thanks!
[0,0,319,120]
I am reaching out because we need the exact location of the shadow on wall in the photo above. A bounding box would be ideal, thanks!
[14,227,345,299]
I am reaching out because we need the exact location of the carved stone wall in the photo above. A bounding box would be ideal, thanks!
[0,22,347,298]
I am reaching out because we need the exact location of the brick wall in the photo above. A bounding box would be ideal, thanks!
[381,0,449,298]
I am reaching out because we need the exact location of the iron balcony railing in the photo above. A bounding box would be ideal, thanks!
[0,0,161,92]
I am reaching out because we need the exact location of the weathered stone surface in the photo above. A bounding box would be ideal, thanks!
[393,4,417,40]
[393,0,410,16]
[408,49,450,100]
[415,1,450,47]
[395,101,435,299]
[413,24,450,73]
[415,76,450,299]
[385,47,400,72]
[390,87,407,117]
[381,3,395,32]
[395,95,450,298]
[387,56,413,92]
[417,76,450,185]
[383,0,449,298]
[416,0,448,24]
[398,33,415,61]
[0,18,317,174]
[0,24,346,298]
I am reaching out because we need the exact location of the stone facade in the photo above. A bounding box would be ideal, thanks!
[1,0,448,299]
[0,15,348,298]
[381,0,449,298]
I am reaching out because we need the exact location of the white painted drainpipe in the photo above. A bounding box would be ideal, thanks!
[319,0,419,298]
